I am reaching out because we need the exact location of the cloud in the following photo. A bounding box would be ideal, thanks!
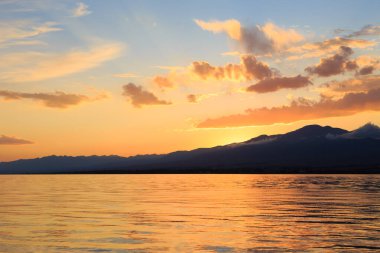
[187,94,198,103]
[0,42,124,82]
[72,2,91,17]
[356,55,380,66]
[0,135,33,145]
[195,19,304,54]
[347,24,380,38]
[287,37,376,60]
[0,40,47,48]
[358,66,375,75]
[354,55,380,75]
[221,51,242,57]
[0,20,61,47]
[153,76,174,89]
[122,83,171,108]
[113,73,138,78]
[187,93,218,103]
[305,46,357,77]
[154,65,185,71]
[0,90,105,108]
[194,19,241,40]
[191,55,273,81]
[334,28,346,35]
[197,88,380,128]
[318,75,380,98]
[247,75,311,93]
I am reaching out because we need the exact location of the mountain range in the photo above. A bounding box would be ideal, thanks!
[1,123,380,174]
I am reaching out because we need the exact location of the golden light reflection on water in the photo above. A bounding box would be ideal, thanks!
[0,175,379,252]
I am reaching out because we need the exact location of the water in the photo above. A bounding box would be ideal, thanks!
[0,175,379,252]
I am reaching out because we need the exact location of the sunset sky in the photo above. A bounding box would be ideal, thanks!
[0,0,379,161]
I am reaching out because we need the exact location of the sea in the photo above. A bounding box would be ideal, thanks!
[0,174,379,252]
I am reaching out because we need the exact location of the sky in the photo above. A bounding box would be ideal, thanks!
[0,0,379,161]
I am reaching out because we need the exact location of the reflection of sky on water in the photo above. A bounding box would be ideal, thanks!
[0,175,379,252]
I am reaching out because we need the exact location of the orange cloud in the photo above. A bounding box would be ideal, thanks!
[197,88,380,128]
[194,19,241,40]
[318,75,380,98]
[187,94,198,103]
[355,55,380,67]
[153,76,174,89]
[261,22,304,50]
[0,42,124,82]
[0,135,33,145]
[191,55,273,81]
[122,83,171,108]
[113,73,138,78]
[0,20,61,47]
[195,19,303,54]
[247,75,311,93]
[287,37,375,60]
[0,90,104,108]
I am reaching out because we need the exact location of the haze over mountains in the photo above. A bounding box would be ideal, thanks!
[1,123,380,174]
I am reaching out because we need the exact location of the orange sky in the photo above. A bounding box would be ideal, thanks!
[0,1,379,161]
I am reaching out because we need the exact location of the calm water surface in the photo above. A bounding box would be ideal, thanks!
[0,175,379,252]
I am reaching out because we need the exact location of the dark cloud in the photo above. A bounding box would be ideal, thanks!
[0,90,98,108]
[358,66,375,75]
[0,135,33,145]
[347,24,380,38]
[305,46,357,77]
[197,88,380,128]
[247,75,311,93]
[239,26,273,54]
[191,55,273,81]
[194,19,303,54]
[238,23,304,54]
[187,94,198,103]
[345,60,359,71]
[122,83,171,108]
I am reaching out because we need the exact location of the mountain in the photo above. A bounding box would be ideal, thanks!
[1,123,380,174]
[339,123,380,139]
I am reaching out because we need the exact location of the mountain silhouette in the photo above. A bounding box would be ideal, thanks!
[339,123,380,139]
[1,123,380,174]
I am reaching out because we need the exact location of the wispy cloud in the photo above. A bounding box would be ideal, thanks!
[0,20,61,47]
[0,90,106,108]
[347,24,380,38]
[0,42,124,82]
[287,37,375,60]
[317,75,380,98]
[72,2,91,17]
[194,19,242,40]
[0,135,33,145]
[198,88,380,128]
[113,73,138,78]
[122,83,171,108]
